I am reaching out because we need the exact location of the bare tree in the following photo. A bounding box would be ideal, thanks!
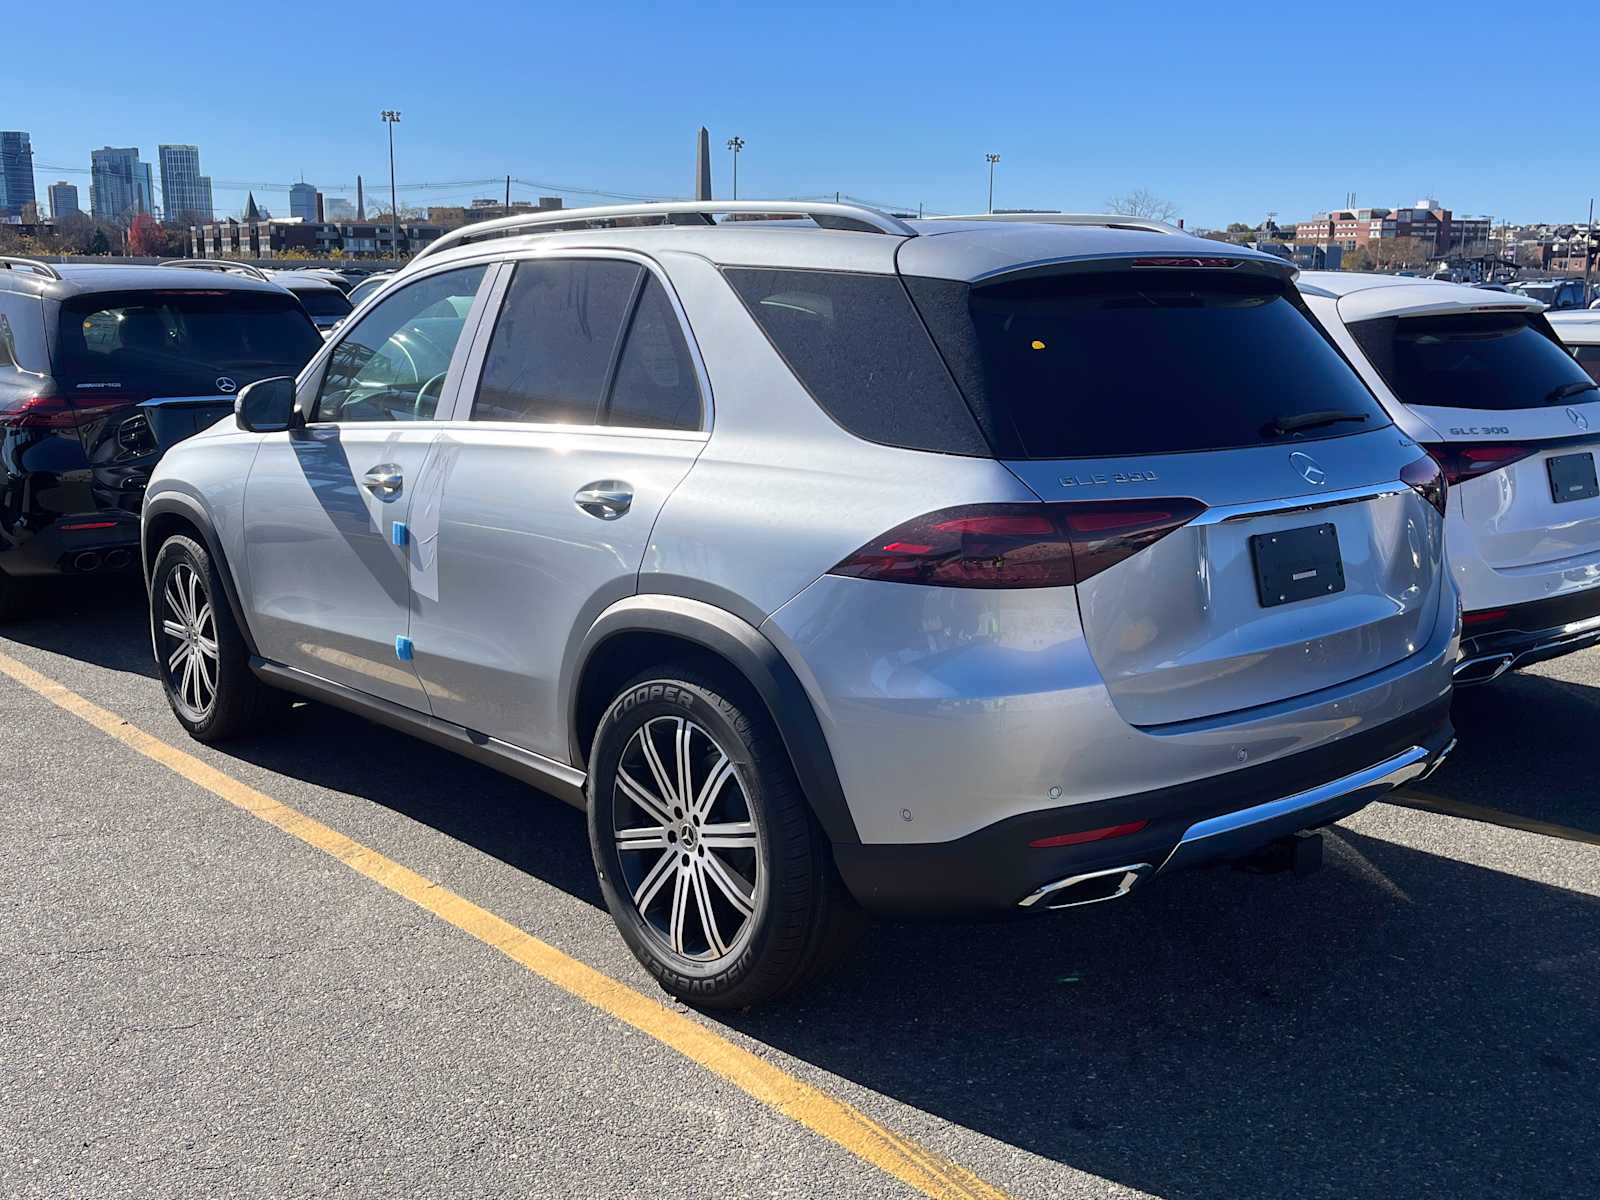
[1104,189,1181,223]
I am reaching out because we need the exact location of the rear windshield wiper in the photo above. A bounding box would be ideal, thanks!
[1262,410,1371,437]
[1545,380,1599,404]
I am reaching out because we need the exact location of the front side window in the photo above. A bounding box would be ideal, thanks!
[1349,312,1599,411]
[313,265,486,423]
[472,259,641,425]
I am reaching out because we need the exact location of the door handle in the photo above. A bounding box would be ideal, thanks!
[574,481,634,520]
[363,465,404,498]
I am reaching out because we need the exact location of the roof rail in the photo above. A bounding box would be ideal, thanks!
[412,200,918,265]
[158,258,271,282]
[0,255,63,281]
[932,213,1184,236]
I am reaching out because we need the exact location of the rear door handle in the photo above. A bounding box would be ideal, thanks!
[574,481,633,520]
[363,465,404,498]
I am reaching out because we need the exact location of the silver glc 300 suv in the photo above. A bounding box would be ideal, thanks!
[143,202,1459,1007]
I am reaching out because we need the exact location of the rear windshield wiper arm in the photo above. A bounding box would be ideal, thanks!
[1263,410,1371,437]
[1545,380,1599,404]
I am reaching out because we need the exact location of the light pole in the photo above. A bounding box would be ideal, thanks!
[726,137,745,200]
[985,153,1001,214]
[381,110,401,261]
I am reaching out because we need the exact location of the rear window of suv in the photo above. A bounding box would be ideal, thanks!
[57,289,322,396]
[904,270,1389,459]
[293,288,353,319]
[1348,311,1600,411]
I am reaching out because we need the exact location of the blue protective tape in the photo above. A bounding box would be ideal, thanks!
[392,521,408,547]
[395,635,414,662]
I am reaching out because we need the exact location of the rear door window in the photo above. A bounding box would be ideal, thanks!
[604,276,701,431]
[57,289,323,396]
[1348,312,1599,410]
[1572,345,1600,384]
[0,293,48,372]
[471,259,641,425]
[905,270,1387,458]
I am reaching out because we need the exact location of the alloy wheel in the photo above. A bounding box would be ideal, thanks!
[159,563,219,722]
[613,716,761,961]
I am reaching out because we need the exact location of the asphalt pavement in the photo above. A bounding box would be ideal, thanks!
[2,578,1596,1199]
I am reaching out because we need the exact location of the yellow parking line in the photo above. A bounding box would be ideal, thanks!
[0,649,1009,1200]
[1388,789,1600,847]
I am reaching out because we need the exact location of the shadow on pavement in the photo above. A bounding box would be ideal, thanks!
[216,699,1598,1199]
[1,575,156,679]
[1424,669,1600,835]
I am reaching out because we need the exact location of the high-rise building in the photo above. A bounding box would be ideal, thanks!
[48,181,79,219]
[0,131,36,218]
[324,196,357,221]
[289,182,318,221]
[90,146,153,222]
[158,144,214,222]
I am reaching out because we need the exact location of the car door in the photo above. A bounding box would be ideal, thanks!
[407,254,708,761]
[241,263,491,708]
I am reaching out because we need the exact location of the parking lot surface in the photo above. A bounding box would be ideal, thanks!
[3,579,1597,1199]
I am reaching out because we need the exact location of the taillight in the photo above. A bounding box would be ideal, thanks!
[1462,608,1508,626]
[0,392,131,431]
[1399,454,1448,516]
[828,499,1206,589]
[1422,442,1538,486]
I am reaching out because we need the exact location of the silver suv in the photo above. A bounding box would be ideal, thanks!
[142,202,1459,1007]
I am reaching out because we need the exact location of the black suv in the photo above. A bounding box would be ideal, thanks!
[0,257,323,617]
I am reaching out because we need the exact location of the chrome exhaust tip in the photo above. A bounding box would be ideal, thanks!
[1018,863,1153,910]
[73,551,102,573]
[1452,653,1513,685]
[104,548,132,570]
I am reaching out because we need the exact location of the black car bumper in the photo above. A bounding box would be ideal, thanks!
[0,511,142,577]
[832,695,1455,916]
[1455,588,1600,684]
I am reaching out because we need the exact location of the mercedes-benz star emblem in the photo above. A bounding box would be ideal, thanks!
[1289,451,1327,486]
[1568,407,1590,431]
[216,377,237,394]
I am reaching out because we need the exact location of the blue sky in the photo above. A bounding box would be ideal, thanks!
[11,0,1592,228]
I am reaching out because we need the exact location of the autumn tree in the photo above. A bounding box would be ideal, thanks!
[127,212,163,256]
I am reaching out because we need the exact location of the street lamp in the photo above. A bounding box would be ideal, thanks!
[381,110,401,262]
[726,137,745,201]
[985,153,1001,214]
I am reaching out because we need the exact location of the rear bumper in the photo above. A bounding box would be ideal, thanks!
[833,696,1454,916]
[1455,586,1600,683]
[0,511,142,577]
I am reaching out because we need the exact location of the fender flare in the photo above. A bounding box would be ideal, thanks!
[141,492,260,659]
[568,595,860,846]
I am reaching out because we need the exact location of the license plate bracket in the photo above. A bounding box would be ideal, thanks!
[1547,451,1599,505]
[1250,523,1345,608]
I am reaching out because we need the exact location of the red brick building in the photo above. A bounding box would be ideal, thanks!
[1295,200,1490,256]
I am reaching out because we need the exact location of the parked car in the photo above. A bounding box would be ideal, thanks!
[1300,272,1600,682]
[345,270,397,310]
[294,268,357,293]
[143,203,1458,1007]
[161,260,354,335]
[262,270,353,333]
[1509,279,1589,310]
[0,256,322,618]
[1547,311,1600,382]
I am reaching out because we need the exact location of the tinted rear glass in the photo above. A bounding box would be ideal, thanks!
[906,271,1386,458]
[1574,346,1600,383]
[57,290,322,396]
[1349,312,1599,411]
[294,288,352,318]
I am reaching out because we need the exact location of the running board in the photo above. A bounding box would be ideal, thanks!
[249,657,588,809]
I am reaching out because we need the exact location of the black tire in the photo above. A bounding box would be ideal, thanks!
[0,565,33,623]
[149,534,281,742]
[587,664,862,1009]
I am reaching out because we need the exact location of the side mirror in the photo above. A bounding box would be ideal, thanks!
[235,377,303,433]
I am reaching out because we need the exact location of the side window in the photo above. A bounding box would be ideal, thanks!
[604,277,702,431]
[313,265,487,423]
[471,259,641,425]
[0,293,48,373]
[1575,345,1600,383]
